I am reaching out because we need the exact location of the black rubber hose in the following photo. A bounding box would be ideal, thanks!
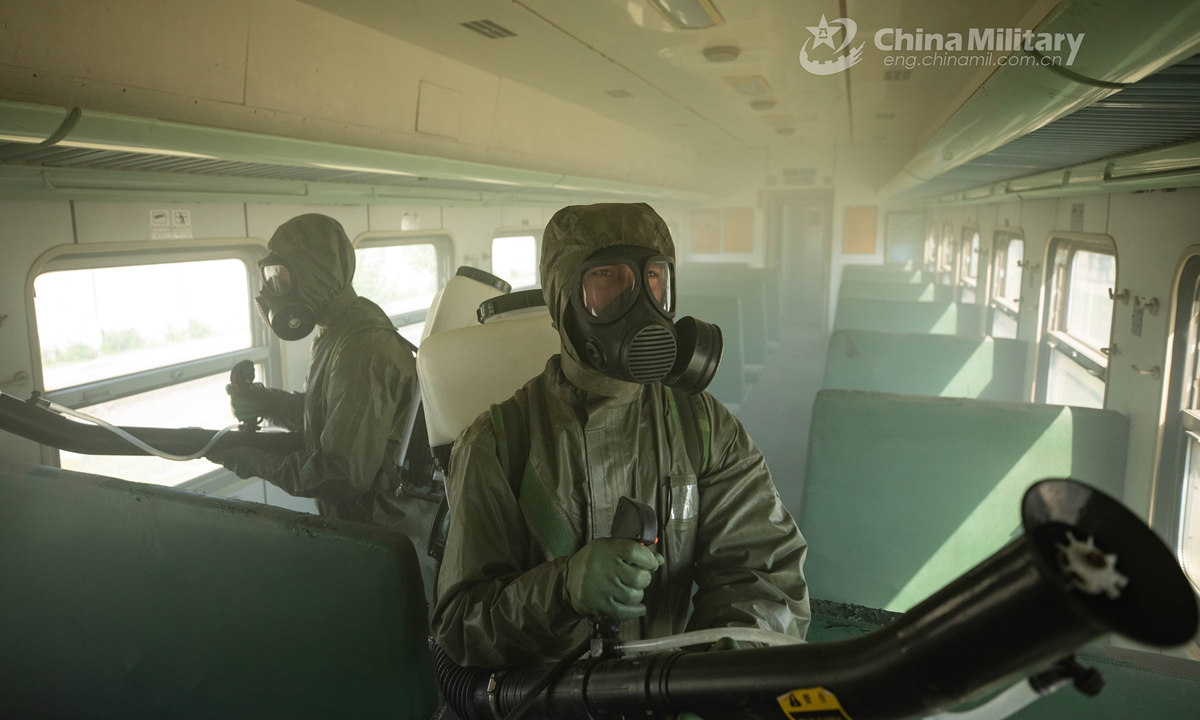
[432,643,493,720]
[502,636,591,720]
[0,391,305,457]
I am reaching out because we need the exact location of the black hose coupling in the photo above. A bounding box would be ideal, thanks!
[1029,655,1104,697]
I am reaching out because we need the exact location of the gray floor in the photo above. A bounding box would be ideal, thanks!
[736,317,828,519]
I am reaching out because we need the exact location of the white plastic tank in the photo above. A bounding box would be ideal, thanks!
[421,267,511,341]
[417,290,559,448]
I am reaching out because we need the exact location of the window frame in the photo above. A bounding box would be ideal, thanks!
[957,226,981,300]
[489,226,544,290]
[989,228,1026,327]
[1033,232,1118,406]
[352,229,455,328]
[1150,246,1200,595]
[25,238,276,479]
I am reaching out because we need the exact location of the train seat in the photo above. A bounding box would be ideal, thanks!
[675,270,770,368]
[676,293,746,408]
[679,263,782,343]
[0,459,436,719]
[823,330,1027,402]
[799,389,1129,612]
[837,280,954,303]
[833,299,986,336]
[840,264,926,285]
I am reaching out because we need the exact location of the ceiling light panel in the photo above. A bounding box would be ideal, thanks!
[645,0,724,30]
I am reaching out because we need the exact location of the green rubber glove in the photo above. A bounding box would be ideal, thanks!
[565,538,664,620]
[206,446,274,480]
[226,381,270,424]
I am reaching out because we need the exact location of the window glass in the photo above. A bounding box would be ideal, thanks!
[492,235,539,289]
[1182,435,1200,587]
[967,232,980,279]
[59,370,240,486]
[1046,348,1105,408]
[1064,250,1116,352]
[354,244,439,319]
[1003,240,1024,302]
[991,311,1017,339]
[34,259,251,391]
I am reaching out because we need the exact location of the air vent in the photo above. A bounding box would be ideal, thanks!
[605,89,634,99]
[461,20,516,39]
[725,75,772,97]
[782,168,817,185]
[884,69,912,81]
[627,325,677,383]
[750,99,777,111]
[876,112,896,120]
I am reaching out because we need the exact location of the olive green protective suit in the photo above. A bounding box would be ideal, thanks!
[432,203,809,669]
[208,214,437,602]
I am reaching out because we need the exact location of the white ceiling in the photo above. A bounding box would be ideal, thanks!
[298,0,1054,156]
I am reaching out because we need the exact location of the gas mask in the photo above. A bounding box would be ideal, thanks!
[564,246,722,394]
[255,253,317,341]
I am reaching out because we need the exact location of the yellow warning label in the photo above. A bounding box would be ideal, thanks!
[776,687,852,720]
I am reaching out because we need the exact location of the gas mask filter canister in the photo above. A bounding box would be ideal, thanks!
[255,254,317,341]
[566,246,722,393]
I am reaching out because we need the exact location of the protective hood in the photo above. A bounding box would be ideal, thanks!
[265,214,357,324]
[541,203,675,396]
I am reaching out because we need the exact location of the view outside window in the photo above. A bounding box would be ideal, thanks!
[492,235,538,289]
[1064,250,1116,352]
[354,244,439,343]
[967,232,980,280]
[1002,240,1024,303]
[34,259,252,391]
[59,371,247,487]
[35,257,262,487]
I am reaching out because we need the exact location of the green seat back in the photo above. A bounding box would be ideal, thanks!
[677,293,745,406]
[840,265,926,284]
[823,330,1027,402]
[677,272,769,365]
[834,299,985,336]
[799,390,1129,612]
[837,281,953,303]
[680,264,781,342]
[0,460,437,719]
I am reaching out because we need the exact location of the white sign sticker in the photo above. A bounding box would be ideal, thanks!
[171,209,192,239]
[150,209,172,239]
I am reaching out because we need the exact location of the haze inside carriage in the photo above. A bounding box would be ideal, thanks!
[2,0,1200,718]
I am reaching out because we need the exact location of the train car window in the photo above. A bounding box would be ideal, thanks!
[937,225,956,286]
[1036,235,1117,409]
[491,232,540,290]
[1152,249,1200,591]
[958,228,980,303]
[988,230,1024,339]
[31,245,271,487]
[923,229,938,272]
[353,231,454,345]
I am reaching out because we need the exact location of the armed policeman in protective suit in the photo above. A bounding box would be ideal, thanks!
[205,214,438,602]
[433,203,809,670]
